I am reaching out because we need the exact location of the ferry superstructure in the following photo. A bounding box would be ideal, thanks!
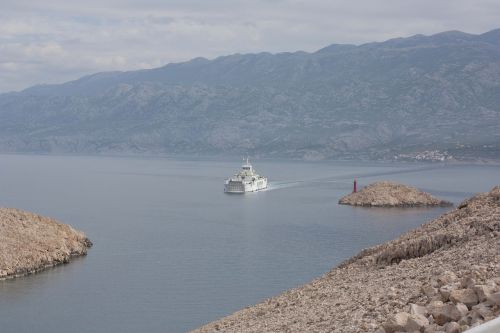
[224,159,268,193]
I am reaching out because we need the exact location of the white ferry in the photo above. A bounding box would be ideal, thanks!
[224,158,268,193]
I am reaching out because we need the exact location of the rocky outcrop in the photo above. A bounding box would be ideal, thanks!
[338,181,453,207]
[381,274,500,332]
[192,186,500,333]
[0,208,92,279]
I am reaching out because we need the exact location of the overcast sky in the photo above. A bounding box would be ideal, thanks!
[1,0,499,93]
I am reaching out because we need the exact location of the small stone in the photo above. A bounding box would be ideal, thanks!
[428,303,462,325]
[486,292,500,306]
[460,276,475,289]
[449,289,478,308]
[428,300,444,308]
[439,285,454,302]
[405,313,429,332]
[470,312,484,326]
[455,303,468,317]
[443,321,460,333]
[410,303,428,317]
[472,303,494,319]
[437,271,457,287]
[473,285,495,302]
[422,285,438,298]
[424,324,441,333]
[486,278,499,288]
[383,312,408,333]
[457,316,470,326]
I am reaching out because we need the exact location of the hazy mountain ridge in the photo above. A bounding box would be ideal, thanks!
[1,29,500,159]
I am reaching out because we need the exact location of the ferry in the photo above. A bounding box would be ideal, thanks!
[224,158,268,193]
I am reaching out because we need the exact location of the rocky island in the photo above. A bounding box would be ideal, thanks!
[339,181,453,207]
[192,186,500,333]
[0,208,92,279]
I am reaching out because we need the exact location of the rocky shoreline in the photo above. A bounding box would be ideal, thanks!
[192,186,500,333]
[0,208,92,279]
[339,181,453,207]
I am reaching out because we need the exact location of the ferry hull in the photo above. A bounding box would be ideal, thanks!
[224,178,268,193]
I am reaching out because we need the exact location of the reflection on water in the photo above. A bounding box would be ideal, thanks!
[0,155,498,333]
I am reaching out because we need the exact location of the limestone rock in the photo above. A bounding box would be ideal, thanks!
[410,304,428,317]
[455,303,468,318]
[443,321,460,333]
[383,312,410,333]
[471,303,493,320]
[460,277,475,289]
[439,285,455,302]
[457,316,470,326]
[424,324,444,333]
[473,285,495,302]
[406,313,429,332]
[486,292,500,306]
[469,311,485,326]
[383,312,429,333]
[437,272,457,287]
[428,303,462,326]
[422,285,438,298]
[449,289,479,308]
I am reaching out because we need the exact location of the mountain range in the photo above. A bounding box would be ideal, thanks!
[1,29,500,160]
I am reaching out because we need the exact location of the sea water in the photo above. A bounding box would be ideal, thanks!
[0,154,498,332]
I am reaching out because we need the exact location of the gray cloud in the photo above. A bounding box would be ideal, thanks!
[1,0,499,92]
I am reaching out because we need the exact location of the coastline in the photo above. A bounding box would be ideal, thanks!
[192,186,500,333]
[0,208,92,280]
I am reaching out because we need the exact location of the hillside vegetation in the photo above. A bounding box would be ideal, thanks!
[1,29,499,159]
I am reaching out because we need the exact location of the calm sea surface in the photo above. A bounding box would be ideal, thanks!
[0,154,498,332]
